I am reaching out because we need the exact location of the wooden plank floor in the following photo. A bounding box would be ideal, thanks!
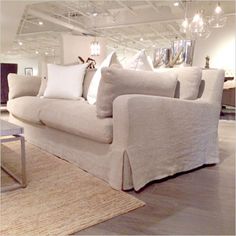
[75,120,235,235]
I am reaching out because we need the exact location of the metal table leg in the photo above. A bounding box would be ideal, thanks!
[1,135,27,192]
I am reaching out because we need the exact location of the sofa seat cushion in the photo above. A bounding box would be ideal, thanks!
[39,100,113,144]
[7,96,55,124]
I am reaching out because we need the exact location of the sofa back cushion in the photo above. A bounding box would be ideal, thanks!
[83,69,96,99]
[198,69,225,105]
[173,67,202,100]
[87,51,121,105]
[155,67,202,100]
[8,73,41,100]
[96,66,178,118]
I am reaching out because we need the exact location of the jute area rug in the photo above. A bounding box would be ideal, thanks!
[1,142,145,236]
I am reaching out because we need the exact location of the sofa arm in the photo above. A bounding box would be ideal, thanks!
[8,73,41,100]
[113,94,220,190]
[113,94,220,146]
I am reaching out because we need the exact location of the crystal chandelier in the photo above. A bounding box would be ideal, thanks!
[189,11,211,39]
[90,39,100,56]
[180,1,226,39]
[209,2,227,28]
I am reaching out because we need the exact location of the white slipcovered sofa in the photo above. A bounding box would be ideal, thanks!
[7,68,224,191]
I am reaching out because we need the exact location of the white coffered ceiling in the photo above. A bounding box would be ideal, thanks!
[2,0,236,57]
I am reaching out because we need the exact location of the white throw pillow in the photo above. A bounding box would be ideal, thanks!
[87,51,121,105]
[125,49,153,71]
[43,63,88,99]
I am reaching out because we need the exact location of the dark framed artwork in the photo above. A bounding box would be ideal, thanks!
[25,67,33,76]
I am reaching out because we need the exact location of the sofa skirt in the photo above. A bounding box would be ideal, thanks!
[9,114,134,190]
[8,114,219,191]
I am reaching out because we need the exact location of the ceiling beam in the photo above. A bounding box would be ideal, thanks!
[166,24,184,40]
[145,0,159,13]
[116,0,137,16]
[58,2,89,18]
[95,12,235,30]
[27,9,91,35]
[149,25,170,42]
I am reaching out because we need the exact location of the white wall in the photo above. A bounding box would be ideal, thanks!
[61,34,107,66]
[193,15,235,77]
[0,56,39,76]
[38,55,61,78]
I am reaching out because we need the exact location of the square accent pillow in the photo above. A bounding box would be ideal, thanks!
[87,51,121,104]
[43,63,88,99]
[96,65,178,118]
[124,49,153,71]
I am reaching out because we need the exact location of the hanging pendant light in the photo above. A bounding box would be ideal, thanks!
[189,11,210,39]
[180,1,227,40]
[180,1,190,34]
[209,2,227,28]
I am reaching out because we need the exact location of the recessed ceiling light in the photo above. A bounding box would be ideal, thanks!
[39,21,43,25]
[35,51,39,54]
[18,41,23,46]
[140,37,144,41]
[174,2,179,6]
[45,52,48,55]
[92,12,98,17]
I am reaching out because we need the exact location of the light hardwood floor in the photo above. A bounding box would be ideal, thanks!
[75,120,235,235]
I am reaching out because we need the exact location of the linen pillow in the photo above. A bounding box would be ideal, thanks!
[87,51,121,104]
[125,49,153,71]
[96,65,178,118]
[82,69,96,99]
[43,63,88,99]
[8,74,41,100]
[154,67,202,100]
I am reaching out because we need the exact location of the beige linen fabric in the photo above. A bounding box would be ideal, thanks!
[112,95,220,190]
[8,114,125,190]
[7,96,55,124]
[7,69,224,191]
[155,67,202,100]
[8,97,113,144]
[96,66,178,118]
[83,69,96,99]
[173,67,202,99]
[8,73,41,100]
[39,99,113,144]
[87,52,121,104]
